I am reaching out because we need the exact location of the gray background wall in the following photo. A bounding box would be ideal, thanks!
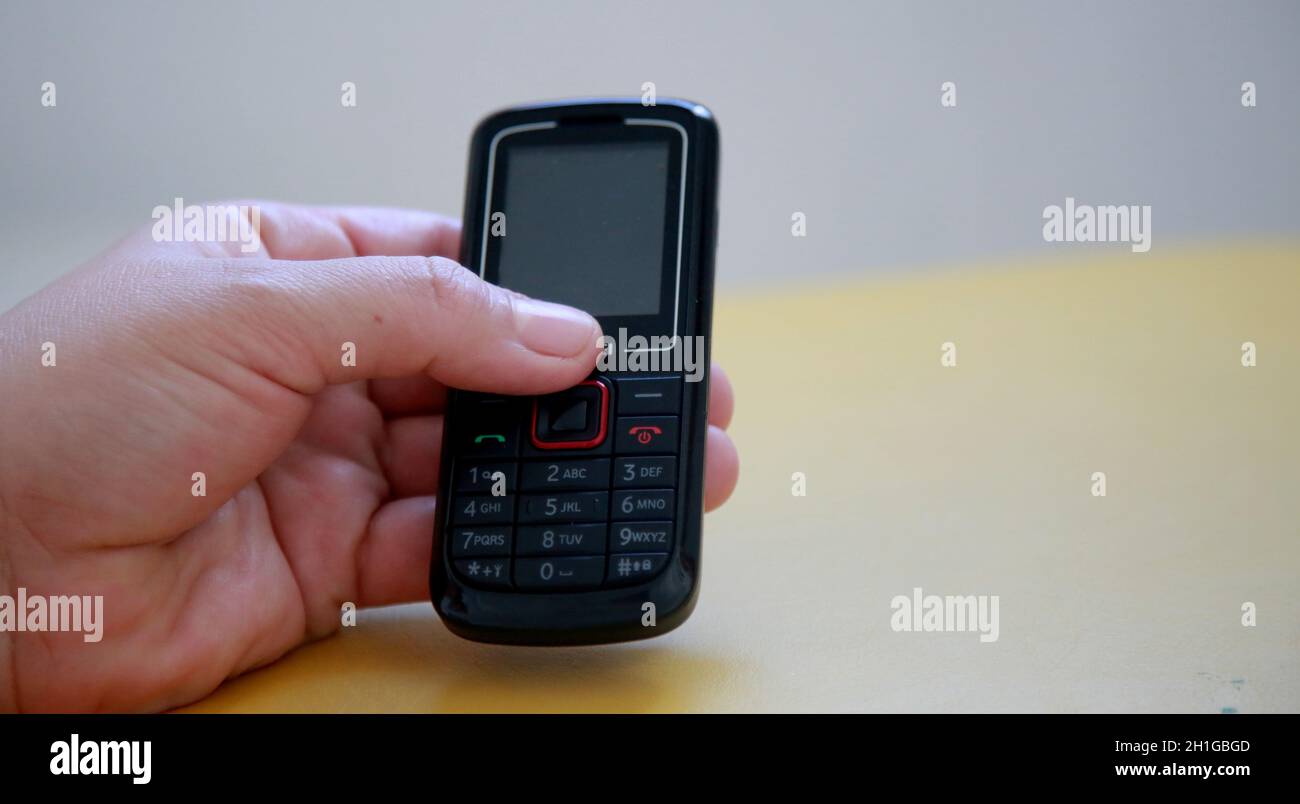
[1,0,1296,311]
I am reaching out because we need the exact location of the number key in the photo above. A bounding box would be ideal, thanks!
[519,458,610,491]
[612,489,674,521]
[518,492,607,523]
[453,494,514,524]
[516,524,606,556]
[451,526,512,557]
[455,462,516,494]
[614,457,676,488]
[515,557,604,591]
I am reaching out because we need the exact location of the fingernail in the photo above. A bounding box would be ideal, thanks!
[514,297,599,357]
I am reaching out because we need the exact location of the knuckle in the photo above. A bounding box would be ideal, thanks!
[422,257,496,319]
[218,261,306,340]
[223,260,290,309]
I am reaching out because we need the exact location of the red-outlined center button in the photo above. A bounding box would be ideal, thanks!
[530,379,609,450]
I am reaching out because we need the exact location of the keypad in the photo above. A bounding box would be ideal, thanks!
[444,376,680,591]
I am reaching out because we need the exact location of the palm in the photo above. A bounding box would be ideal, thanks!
[168,383,417,703]
[9,372,434,711]
[254,382,410,636]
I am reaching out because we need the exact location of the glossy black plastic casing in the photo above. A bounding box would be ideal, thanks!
[430,98,720,645]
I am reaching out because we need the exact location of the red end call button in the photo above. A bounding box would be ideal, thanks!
[614,416,679,454]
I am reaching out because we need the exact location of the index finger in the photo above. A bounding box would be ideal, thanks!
[256,204,462,260]
[100,201,463,262]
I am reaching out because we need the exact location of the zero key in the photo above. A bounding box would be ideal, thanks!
[515,556,604,591]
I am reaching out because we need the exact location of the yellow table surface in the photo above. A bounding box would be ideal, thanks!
[181,243,1300,713]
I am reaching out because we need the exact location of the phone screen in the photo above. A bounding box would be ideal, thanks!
[494,140,671,317]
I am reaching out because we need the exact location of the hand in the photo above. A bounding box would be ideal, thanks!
[0,203,740,712]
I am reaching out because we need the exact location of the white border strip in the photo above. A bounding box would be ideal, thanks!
[480,116,689,352]
[479,121,558,274]
[625,118,688,350]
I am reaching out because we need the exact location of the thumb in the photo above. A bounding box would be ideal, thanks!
[214,255,603,395]
[0,253,602,549]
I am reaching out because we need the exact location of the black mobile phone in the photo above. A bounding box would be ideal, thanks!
[429,98,720,645]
